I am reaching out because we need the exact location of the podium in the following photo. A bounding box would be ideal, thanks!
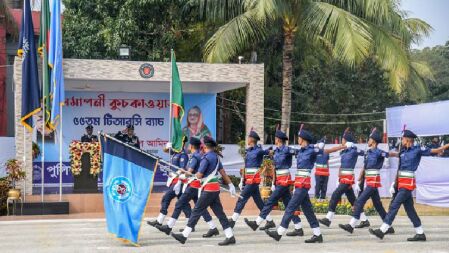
[69,141,101,193]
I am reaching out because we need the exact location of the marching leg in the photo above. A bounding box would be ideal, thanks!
[370,189,406,240]
[148,187,177,227]
[283,189,303,237]
[245,185,284,231]
[403,192,426,241]
[209,193,236,246]
[301,194,323,243]
[320,183,346,227]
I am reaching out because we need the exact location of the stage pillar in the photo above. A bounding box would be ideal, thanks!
[245,64,265,143]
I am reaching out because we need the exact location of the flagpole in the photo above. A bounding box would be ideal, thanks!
[23,125,26,202]
[41,86,45,202]
[59,103,63,201]
[169,49,173,159]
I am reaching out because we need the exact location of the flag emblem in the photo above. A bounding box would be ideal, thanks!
[109,176,133,203]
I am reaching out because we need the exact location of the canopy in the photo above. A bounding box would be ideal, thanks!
[386,100,449,137]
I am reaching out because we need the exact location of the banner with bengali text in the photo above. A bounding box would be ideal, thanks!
[35,91,216,185]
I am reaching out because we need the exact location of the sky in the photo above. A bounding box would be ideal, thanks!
[401,0,449,49]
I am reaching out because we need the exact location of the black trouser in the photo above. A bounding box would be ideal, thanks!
[186,191,230,230]
[352,186,386,220]
[328,183,356,212]
[160,184,191,217]
[314,175,329,199]
[171,186,213,222]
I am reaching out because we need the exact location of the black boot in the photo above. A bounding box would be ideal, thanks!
[369,228,385,240]
[244,218,259,231]
[259,220,276,230]
[386,227,395,234]
[228,218,236,229]
[171,232,187,244]
[202,227,219,238]
[305,234,323,243]
[318,218,331,227]
[355,220,370,228]
[265,229,282,241]
[218,236,236,246]
[338,224,354,234]
[155,224,172,235]
[147,220,162,227]
[407,234,426,242]
[286,228,304,237]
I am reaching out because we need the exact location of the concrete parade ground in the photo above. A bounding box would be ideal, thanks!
[1,215,449,253]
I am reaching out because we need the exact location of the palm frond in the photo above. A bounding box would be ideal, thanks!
[203,9,267,63]
[303,2,372,67]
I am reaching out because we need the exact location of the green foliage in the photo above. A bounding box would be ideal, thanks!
[0,177,10,216]
[411,41,449,101]
[62,0,206,61]
[311,199,378,215]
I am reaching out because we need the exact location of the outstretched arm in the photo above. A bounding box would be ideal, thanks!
[431,144,449,154]
[324,144,345,154]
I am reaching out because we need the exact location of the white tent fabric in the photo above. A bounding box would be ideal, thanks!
[386,100,449,137]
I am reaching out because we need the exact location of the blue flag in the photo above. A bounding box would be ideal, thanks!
[49,0,64,127]
[101,135,157,245]
[19,0,41,131]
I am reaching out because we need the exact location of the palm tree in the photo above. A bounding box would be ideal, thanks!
[190,0,433,136]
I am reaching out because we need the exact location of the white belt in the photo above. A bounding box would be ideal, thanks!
[295,169,311,177]
[365,169,380,176]
[399,171,415,178]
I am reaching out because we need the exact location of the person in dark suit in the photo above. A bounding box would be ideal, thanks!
[115,124,140,148]
[81,125,98,142]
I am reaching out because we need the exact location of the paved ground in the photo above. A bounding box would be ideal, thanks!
[1,215,449,253]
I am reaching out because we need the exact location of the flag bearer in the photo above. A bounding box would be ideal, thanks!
[171,136,237,246]
[155,137,217,237]
[147,139,191,227]
[314,137,330,201]
[244,130,304,236]
[339,129,395,234]
[319,129,370,227]
[265,129,344,243]
[228,130,275,229]
[369,129,449,241]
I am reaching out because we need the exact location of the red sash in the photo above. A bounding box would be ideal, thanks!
[338,168,355,185]
[294,169,311,189]
[397,171,416,190]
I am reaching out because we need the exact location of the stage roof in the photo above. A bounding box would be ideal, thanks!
[63,59,261,94]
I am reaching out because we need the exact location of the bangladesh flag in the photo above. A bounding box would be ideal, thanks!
[38,0,52,128]
[170,50,185,152]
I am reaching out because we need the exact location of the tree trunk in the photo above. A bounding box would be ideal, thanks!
[281,31,294,139]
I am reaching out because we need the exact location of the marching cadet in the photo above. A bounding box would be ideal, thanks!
[228,130,275,229]
[369,129,449,241]
[318,129,370,227]
[147,138,192,227]
[81,125,98,142]
[244,129,304,236]
[339,129,395,234]
[114,124,141,148]
[314,137,330,201]
[155,137,218,237]
[171,136,237,246]
[265,129,344,243]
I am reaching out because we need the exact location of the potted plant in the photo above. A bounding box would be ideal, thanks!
[259,158,274,200]
[5,159,26,199]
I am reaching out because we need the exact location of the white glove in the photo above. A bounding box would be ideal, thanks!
[271,184,276,192]
[317,142,325,149]
[228,183,236,197]
[353,183,361,196]
[165,142,172,149]
[346,142,354,148]
[238,178,243,190]
[173,180,182,195]
[179,174,187,180]
[336,179,340,187]
[389,183,396,197]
